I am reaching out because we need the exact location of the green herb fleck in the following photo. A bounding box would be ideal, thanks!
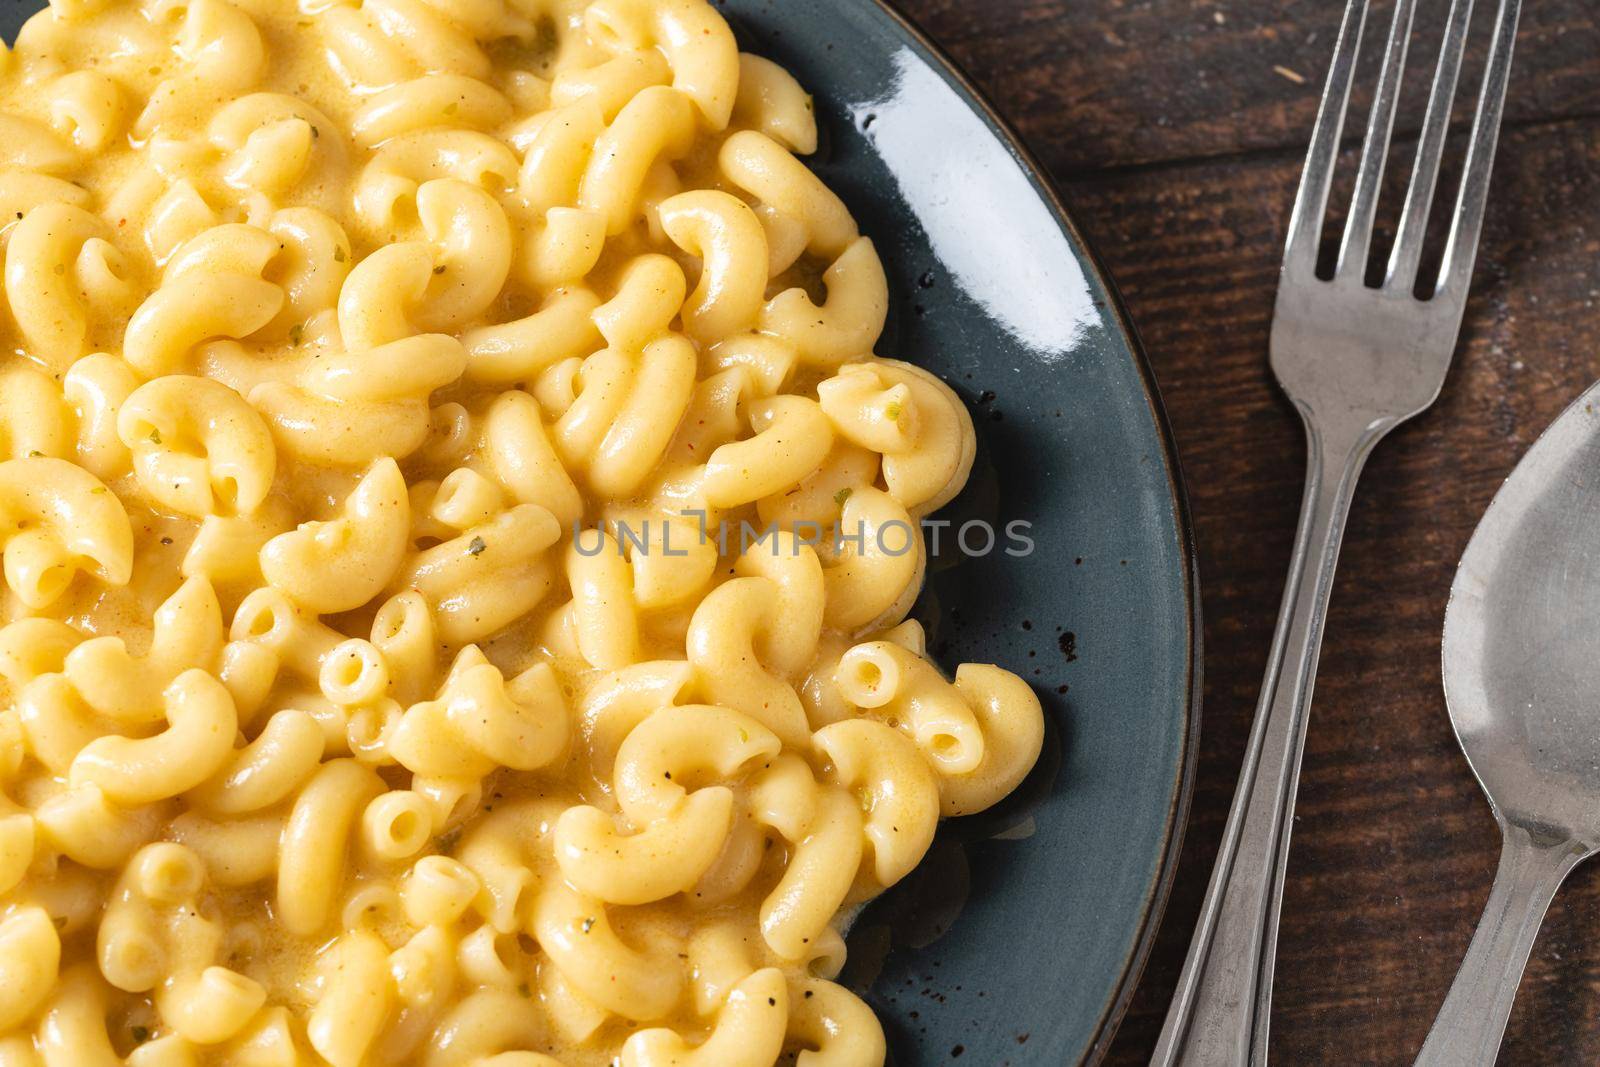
[580,917,595,934]
[833,487,853,507]
[432,827,462,854]
[467,536,486,556]
[333,246,346,263]
[26,449,42,458]
[288,323,305,347]
[433,264,447,275]
[148,428,161,445]
[90,486,107,494]
[884,400,903,421]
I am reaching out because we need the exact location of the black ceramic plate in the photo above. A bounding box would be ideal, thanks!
[0,0,1201,1062]
[715,2,1201,1063]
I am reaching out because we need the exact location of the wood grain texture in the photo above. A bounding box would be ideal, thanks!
[900,0,1600,172]
[888,0,1600,1062]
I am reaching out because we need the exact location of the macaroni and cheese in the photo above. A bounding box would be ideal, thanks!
[0,0,1046,1063]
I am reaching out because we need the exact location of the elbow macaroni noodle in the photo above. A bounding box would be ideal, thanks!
[0,0,1047,1063]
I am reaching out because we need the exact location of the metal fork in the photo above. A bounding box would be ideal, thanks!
[1151,0,1522,1063]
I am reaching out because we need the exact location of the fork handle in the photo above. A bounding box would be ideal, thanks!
[1414,827,1583,1066]
[1152,411,1384,1067]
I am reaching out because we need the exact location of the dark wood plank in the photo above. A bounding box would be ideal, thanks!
[896,0,1600,172]
[888,0,1600,1061]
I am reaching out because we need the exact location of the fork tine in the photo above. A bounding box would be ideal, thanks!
[1282,0,1369,278]
[1335,0,1418,282]
[1436,0,1522,298]
[1386,0,1477,290]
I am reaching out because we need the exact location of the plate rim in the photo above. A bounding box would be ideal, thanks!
[858,2,1205,1061]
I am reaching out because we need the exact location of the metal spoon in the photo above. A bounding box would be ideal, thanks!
[1418,380,1600,1064]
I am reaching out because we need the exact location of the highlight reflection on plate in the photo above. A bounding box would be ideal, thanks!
[852,50,1099,360]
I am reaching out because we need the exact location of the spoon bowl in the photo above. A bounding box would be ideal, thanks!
[1444,386,1600,844]
[1417,380,1600,1065]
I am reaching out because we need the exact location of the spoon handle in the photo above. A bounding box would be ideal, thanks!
[1415,827,1584,1066]
[1153,412,1383,1067]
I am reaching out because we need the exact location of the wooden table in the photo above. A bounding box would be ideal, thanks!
[888,1,1600,1063]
